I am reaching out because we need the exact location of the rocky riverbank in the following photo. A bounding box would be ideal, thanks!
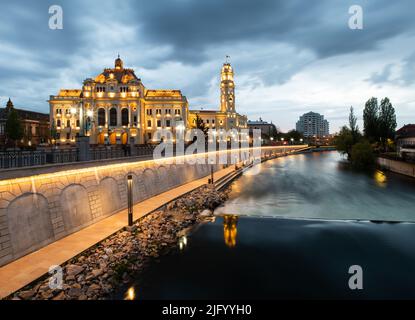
[10,185,229,300]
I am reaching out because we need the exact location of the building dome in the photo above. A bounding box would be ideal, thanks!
[115,55,123,69]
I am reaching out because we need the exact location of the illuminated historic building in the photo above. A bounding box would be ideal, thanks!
[49,57,246,146]
[188,62,248,133]
[49,56,188,145]
[0,98,49,147]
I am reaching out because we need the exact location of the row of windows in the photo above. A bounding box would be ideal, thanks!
[147,119,172,128]
[56,119,80,128]
[146,109,181,116]
[55,109,74,115]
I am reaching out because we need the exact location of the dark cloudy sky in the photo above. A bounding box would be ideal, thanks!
[0,0,414,132]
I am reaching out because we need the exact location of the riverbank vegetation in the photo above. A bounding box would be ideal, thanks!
[335,97,397,169]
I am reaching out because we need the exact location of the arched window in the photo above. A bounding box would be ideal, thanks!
[121,109,129,126]
[98,109,105,126]
[109,108,117,127]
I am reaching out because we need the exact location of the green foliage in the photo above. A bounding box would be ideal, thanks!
[378,97,397,151]
[195,114,209,137]
[350,141,375,169]
[348,106,361,144]
[335,126,354,158]
[281,129,304,141]
[5,108,23,144]
[363,97,379,142]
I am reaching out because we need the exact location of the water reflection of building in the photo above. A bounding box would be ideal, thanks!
[223,215,238,248]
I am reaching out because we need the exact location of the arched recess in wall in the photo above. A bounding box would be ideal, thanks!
[143,168,158,196]
[168,164,180,187]
[7,193,54,256]
[157,166,169,193]
[175,164,187,184]
[60,184,92,232]
[99,177,122,216]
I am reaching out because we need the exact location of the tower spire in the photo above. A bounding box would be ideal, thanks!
[225,55,230,64]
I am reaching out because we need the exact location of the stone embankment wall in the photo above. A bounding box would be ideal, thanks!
[377,156,415,178]
[0,146,304,266]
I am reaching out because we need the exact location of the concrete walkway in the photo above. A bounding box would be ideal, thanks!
[0,166,235,299]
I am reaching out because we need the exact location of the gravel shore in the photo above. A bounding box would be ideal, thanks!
[10,185,229,300]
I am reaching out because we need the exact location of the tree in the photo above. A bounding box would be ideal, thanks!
[5,108,23,148]
[50,122,58,145]
[378,97,396,151]
[363,97,379,142]
[284,129,303,141]
[195,114,208,135]
[335,126,354,159]
[350,141,375,169]
[348,106,361,144]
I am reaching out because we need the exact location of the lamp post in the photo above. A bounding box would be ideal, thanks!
[210,161,214,185]
[127,175,133,227]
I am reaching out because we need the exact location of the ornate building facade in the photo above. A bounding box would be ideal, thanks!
[49,57,246,146]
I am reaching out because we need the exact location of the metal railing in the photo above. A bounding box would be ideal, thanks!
[0,151,46,169]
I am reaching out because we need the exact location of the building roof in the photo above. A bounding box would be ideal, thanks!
[396,124,415,139]
[94,56,140,84]
[0,99,49,122]
[248,118,274,125]
[57,89,82,97]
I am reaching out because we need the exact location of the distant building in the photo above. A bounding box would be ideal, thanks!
[396,124,415,159]
[296,111,329,137]
[0,98,49,147]
[247,118,277,138]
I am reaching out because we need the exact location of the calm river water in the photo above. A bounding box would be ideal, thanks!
[119,151,415,299]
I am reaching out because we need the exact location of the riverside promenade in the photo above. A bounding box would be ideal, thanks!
[0,165,235,298]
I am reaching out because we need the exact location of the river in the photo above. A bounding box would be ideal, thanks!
[119,151,415,299]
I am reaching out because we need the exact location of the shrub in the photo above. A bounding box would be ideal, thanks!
[351,141,375,169]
